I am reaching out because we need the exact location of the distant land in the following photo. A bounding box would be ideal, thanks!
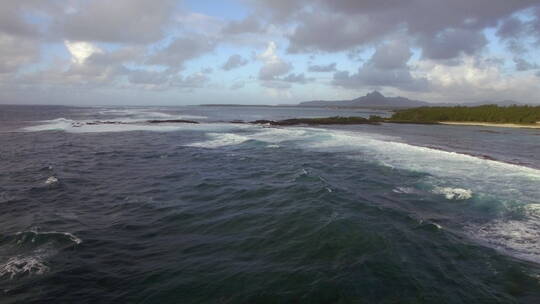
[200,91,525,109]
[298,91,523,109]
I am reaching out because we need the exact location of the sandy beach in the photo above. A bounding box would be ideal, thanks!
[439,121,540,129]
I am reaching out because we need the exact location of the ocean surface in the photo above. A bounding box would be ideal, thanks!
[1,104,540,303]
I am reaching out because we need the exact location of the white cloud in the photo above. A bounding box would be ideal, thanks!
[415,56,540,102]
[257,41,292,81]
[64,40,103,64]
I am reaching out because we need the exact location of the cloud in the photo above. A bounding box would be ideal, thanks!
[0,33,39,73]
[416,56,540,102]
[147,35,217,69]
[171,73,210,89]
[257,41,292,81]
[65,41,104,64]
[332,39,429,91]
[260,80,291,89]
[127,70,170,85]
[418,28,487,60]
[254,0,538,62]
[222,16,265,35]
[230,81,245,90]
[287,12,394,53]
[308,63,337,72]
[281,73,313,84]
[513,57,539,71]
[222,54,248,71]
[496,17,526,39]
[0,2,62,38]
[56,0,175,43]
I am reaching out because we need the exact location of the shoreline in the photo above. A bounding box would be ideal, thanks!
[438,121,540,129]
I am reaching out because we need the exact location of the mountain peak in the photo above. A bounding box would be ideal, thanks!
[366,91,384,98]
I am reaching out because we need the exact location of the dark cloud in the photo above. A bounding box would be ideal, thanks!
[497,17,525,39]
[56,0,175,43]
[254,0,538,62]
[222,16,264,35]
[287,12,395,53]
[222,54,248,71]
[0,1,62,38]
[332,40,429,91]
[0,34,39,73]
[418,28,487,60]
[308,63,337,72]
[513,57,539,71]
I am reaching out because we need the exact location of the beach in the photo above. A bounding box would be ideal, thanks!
[439,121,540,129]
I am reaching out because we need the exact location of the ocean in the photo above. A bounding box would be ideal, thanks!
[1,105,539,303]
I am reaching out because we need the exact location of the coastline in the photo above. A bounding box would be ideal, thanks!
[438,121,540,129]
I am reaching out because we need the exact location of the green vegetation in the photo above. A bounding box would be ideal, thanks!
[251,116,380,126]
[390,105,540,124]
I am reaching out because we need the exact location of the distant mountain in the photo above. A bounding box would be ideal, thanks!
[299,91,429,109]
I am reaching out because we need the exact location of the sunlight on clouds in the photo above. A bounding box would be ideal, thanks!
[64,40,103,64]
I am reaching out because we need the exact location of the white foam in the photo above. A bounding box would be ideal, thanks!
[0,255,49,279]
[524,203,540,218]
[296,128,540,204]
[467,217,540,264]
[45,176,58,185]
[15,230,82,245]
[188,133,250,148]
[432,187,472,200]
[187,126,311,148]
[22,119,239,134]
[97,108,207,121]
[392,187,415,194]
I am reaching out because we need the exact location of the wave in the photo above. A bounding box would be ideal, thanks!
[188,133,250,148]
[45,176,59,185]
[22,119,241,134]
[0,255,49,279]
[96,108,207,121]
[432,187,472,200]
[0,230,82,279]
[13,230,82,245]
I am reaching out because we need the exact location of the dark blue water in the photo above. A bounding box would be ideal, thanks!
[1,105,540,303]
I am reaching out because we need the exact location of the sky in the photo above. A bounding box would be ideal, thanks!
[1,0,540,106]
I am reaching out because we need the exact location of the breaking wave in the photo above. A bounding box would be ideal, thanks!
[0,230,82,279]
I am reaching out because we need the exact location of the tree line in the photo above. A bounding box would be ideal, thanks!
[390,105,540,124]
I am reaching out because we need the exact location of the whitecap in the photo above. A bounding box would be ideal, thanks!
[466,218,540,264]
[15,230,82,245]
[188,133,250,148]
[0,255,49,279]
[432,187,472,200]
[392,187,415,194]
[45,176,58,185]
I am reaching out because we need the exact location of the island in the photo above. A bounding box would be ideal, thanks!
[389,105,540,128]
[245,105,540,129]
